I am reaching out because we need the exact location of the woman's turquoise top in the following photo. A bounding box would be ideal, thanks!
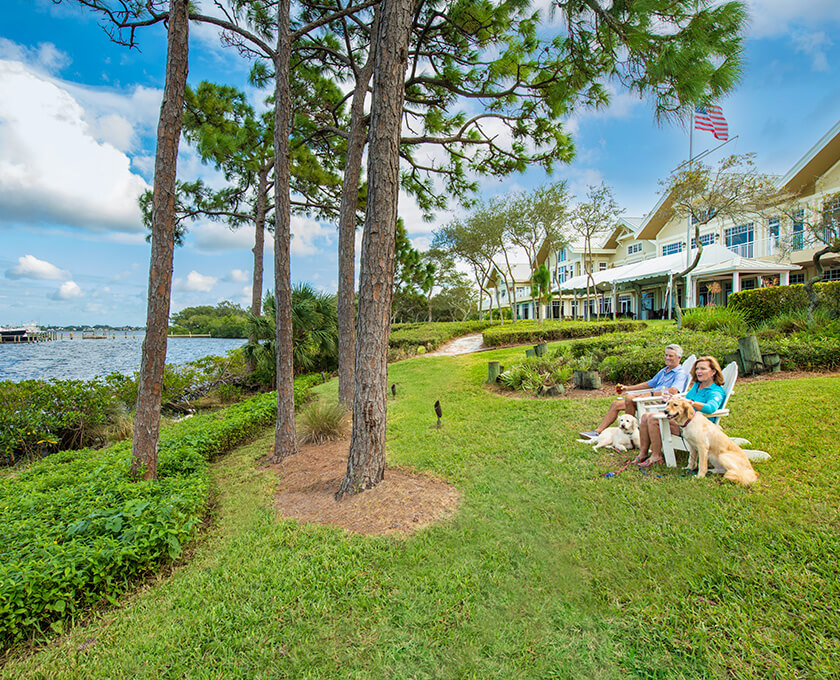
[685,382,727,423]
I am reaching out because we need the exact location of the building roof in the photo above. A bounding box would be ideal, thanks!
[779,118,840,196]
[558,243,799,292]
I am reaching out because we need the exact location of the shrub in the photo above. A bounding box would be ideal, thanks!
[0,391,278,644]
[482,320,646,347]
[389,321,494,353]
[682,306,750,336]
[298,401,349,444]
[0,380,114,465]
[727,281,840,325]
[498,356,573,394]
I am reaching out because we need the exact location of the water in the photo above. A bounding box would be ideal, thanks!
[0,334,247,382]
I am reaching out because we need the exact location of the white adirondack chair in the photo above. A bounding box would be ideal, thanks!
[650,361,740,467]
[629,354,696,418]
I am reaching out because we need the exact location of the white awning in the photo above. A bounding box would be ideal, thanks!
[558,243,799,293]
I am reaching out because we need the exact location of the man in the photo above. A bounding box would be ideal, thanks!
[579,344,690,439]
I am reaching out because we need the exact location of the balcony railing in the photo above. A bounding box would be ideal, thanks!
[725,241,754,258]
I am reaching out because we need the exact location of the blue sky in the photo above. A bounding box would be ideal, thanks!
[2,0,840,326]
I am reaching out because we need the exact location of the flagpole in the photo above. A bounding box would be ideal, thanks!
[686,111,694,308]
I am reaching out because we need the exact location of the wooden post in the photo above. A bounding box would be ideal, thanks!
[574,370,601,389]
[525,348,536,358]
[738,335,765,375]
[724,351,744,374]
[762,353,781,373]
[487,361,501,383]
[534,342,547,357]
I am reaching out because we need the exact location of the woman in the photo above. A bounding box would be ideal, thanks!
[634,356,727,467]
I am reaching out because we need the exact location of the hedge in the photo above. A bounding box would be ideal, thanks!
[728,281,840,325]
[482,320,646,347]
[0,386,299,645]
[389,321,494,351]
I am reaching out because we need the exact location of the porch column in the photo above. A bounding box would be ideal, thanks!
[685,272,693,309]
[780,271,789,285]
[731,271,740,294]
[633,284,642,319]
[612,284,618,320]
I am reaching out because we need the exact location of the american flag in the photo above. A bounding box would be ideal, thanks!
[695,105,729,141]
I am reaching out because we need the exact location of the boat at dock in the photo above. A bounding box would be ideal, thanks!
[0,324,53,343]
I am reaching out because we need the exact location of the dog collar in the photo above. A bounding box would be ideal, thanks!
[678,413,694,429]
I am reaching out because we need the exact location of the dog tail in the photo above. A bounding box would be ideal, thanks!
[742,449,770,462]
[724,467,758,486]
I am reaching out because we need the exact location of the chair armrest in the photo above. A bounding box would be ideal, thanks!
[624,389,651,397]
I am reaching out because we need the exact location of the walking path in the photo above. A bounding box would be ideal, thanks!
[425,333,486,356]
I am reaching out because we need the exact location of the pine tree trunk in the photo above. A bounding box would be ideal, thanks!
[337,0,414,499]
[130,0,189,481]
[337,14,379,406]
[247,165,269,375]
[271,0,298,462]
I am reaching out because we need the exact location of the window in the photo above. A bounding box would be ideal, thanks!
[820,196,840,244]
[823,268,840,282]
[793,209,805,250]
[556,266,569,284]
[627,243,643,255]
[600,297,612,314]
[599,262,607,271]
[741,278,756,290]
[551,300,561,319]
[691,208,716,225]
[558,249,567,262]
[725,223,754,257]
[790,272,805,284]
[768,217,780,243]
[662,241,684,256]
[690,232,716,248]
[619,296,632,314]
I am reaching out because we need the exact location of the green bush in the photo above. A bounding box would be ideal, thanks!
[389,321,494,352]
[498,356,573,394]
[0,380,114,464]
[0,391,279,645]
[682,306,750,336]
[482,320,646,347]
[298,401,349,444]
[727,281,840,325]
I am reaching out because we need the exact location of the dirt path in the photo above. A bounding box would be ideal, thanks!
[425,333,486,356]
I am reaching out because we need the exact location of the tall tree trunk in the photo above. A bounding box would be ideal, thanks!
[337,0,414,499]
[247,165,270,375]
[271,0,298,462]
[337,11,379,407]
[130,0,189,481]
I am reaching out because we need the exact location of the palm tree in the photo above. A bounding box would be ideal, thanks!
[244,284,338,385]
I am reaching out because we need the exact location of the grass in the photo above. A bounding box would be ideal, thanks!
[2,339,839,678]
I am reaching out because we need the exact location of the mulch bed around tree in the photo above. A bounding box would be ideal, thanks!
[264,439,460,537]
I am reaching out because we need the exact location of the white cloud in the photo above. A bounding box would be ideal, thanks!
[791,31,833,71]
[52,280,83,300]
[746,0,840,38]
[192,221,262,251]
[290,216,334,256]
[0,59,149,233]
[6,254,70,280]
[227,269,250,283]
[174,270,217,292]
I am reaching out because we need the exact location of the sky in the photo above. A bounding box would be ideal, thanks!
[2,0,840,326]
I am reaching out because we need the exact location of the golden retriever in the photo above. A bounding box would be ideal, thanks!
[577,414,640,452]
[663,398,759,486]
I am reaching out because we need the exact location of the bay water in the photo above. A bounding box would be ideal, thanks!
[0,334,246,382]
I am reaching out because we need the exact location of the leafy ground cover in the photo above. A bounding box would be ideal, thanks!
[3,338,838,678]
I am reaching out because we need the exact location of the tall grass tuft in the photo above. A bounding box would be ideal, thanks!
[682,306,750,336]
[298,400,349,444]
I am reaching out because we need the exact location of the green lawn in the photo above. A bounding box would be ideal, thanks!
[3,343,839,679]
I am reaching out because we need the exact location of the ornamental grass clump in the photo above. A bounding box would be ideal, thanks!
[298,401,349,444]
[498,356,573,394]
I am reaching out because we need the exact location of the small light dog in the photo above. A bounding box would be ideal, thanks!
[577,414,640,452]
[663,397,768,486]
